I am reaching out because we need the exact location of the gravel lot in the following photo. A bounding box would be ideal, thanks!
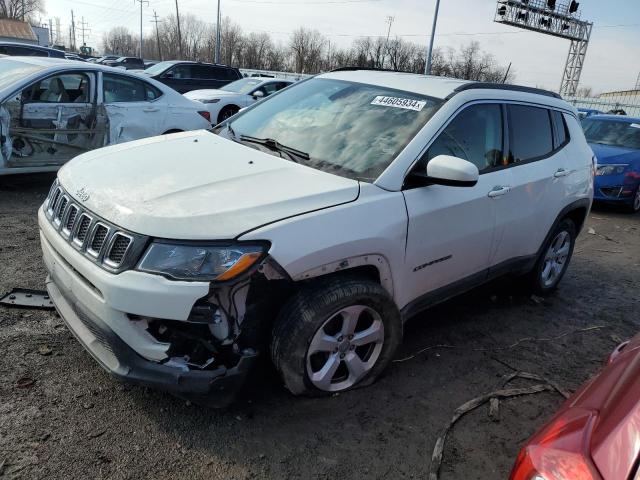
[0,173,638,480]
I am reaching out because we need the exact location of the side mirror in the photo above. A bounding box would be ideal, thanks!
[406,155,479,188]
[252,90,264,99]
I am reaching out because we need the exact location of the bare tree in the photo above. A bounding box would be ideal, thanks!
[0,0,44,22]
[289,27,324,73]
[102,27,137,56]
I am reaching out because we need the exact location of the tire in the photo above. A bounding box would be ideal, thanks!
[527,218,576,295]
[217,105,239,124]
[162,129,183,135]
[270,277,402,396]
[626,186,640,214]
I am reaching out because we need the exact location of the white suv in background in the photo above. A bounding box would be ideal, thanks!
[39,69,594,406]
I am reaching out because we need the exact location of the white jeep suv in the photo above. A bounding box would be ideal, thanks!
[39,69,594,406]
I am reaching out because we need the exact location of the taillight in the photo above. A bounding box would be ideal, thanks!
[625,171,640,180]
[510,409,602,480]
[198,110,211,122]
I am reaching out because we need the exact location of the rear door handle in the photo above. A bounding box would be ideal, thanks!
[553,168,571,178]
[143,107,159,113]
[488,186,511,198]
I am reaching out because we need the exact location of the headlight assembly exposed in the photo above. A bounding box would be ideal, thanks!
[137,243,266,281]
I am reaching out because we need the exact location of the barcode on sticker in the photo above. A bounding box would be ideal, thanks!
[371,96,426,112]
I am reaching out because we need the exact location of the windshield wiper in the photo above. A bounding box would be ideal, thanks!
[239,135,310,163]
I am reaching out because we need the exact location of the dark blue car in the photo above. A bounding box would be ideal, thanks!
[583,115,640,213]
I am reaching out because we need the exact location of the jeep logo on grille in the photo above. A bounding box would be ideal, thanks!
[76,187,90,202]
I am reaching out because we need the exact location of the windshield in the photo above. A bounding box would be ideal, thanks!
[226,78,443,181]
[583,118,640,150]
[222,78,266,94]
[0,59,42,91]
[145,61,175,75]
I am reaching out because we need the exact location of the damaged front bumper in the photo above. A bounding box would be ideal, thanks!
[47,276,256,406]
[39,207,259,407]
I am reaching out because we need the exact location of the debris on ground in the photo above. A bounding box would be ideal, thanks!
[15,377,35,389]
[37,345,52,356]
[0,288,54,310]
[428,372,570,480]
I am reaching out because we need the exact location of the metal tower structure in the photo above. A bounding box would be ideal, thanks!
[494,0,593,96]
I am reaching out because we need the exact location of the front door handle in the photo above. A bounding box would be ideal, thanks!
[554,168,571,178]
[143,107,159,113]
[488,186,511,198]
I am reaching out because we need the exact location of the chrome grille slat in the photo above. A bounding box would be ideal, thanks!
[43,182,143,272]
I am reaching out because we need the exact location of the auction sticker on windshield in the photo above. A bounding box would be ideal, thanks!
[371,96,427,112]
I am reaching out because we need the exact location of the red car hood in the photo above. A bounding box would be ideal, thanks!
[570,333,640,479]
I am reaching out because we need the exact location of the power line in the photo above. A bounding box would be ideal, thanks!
[134,0,149,58]
[78,17,91,47]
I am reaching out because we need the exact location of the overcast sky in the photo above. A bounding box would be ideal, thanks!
[41,0,639,94]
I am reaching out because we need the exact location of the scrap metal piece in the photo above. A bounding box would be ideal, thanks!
[0,288,55,310]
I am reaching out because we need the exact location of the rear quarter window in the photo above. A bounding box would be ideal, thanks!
[508,104,554,163]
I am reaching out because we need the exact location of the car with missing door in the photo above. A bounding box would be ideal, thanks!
[0,57,211,175]
[39,69,594,406]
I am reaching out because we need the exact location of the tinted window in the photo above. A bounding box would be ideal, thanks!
[191,65,217,79]
[508,105,554,162]
[0,45,46,56]
[103,74,160,102]
[422,103,504,172]
[551,110,569,148]
[169,64,192,79]
[222,68,240,80]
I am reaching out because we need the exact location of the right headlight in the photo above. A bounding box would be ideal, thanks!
[596,164,627,176]
[137,242,266,281]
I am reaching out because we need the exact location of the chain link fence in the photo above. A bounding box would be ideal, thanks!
[565,91,640,117]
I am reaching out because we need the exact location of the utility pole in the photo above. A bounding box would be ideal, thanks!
[48,18,53,45]
[151,11,163,60]
[424,0,441,75]
[382,15,394,69]
[174,0,183,57]
[70,10,76,51]
[21,0,25,20]
[78,17,90,48]
[134,0,149,59]
[215,0,221,63]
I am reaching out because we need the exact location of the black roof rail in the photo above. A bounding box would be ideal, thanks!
[330,66,407,74]
[449,82,562,99]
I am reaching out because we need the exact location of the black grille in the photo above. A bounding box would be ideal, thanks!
[75,308,114,355]
[66,206,78,231]
[106,234,131,265]
[600,187,622,198]
[90,225,108,252]
[50,188,61,212]
[76,215,91,241]
[56,197,68,221]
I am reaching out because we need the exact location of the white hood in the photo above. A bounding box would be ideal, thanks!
[58,131,359,239]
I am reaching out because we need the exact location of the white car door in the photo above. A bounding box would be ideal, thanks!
[401,103,512,307]
[101,72,166,143]
[489,104,570,269]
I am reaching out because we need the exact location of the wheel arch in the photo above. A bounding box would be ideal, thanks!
[536,198,590,259]
[290,254,395,298]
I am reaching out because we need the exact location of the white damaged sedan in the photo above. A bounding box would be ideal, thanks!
[184,77,292,124]
[0,57,212,175]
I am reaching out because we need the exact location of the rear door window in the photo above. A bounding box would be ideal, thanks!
[103,74,160,102]
[508,105,554,163]
[551,110,570,149]
[169,64,192,79]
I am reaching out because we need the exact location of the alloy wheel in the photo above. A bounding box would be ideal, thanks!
[306,305,385,392]
[541,230,571,288]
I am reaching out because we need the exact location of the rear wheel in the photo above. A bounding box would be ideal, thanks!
[217,105,239,124]
[528,218,576,295]
[270,278,401,396]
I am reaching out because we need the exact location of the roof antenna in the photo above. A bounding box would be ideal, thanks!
[502,62,512,84]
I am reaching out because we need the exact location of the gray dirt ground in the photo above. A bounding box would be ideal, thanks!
[0,173,638,480]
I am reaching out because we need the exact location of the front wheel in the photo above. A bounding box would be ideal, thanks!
[270,278,402,396]
[528,218,576,295]
[627,187,640,213]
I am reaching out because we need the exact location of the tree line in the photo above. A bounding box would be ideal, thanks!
[103,15,514,82]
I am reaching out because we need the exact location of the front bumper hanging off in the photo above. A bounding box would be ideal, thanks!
[46,275,257,408]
